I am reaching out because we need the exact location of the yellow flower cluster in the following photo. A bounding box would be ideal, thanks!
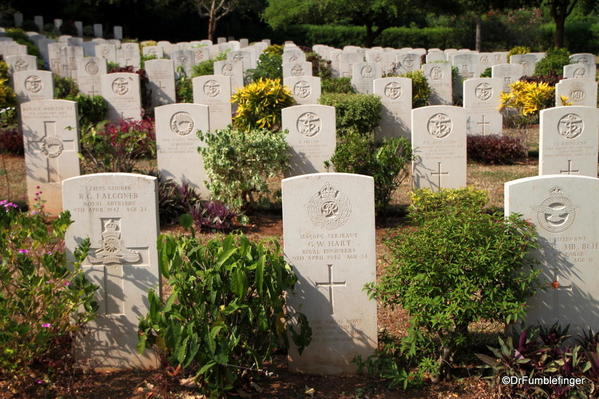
[499,81,555,117]
[232,78,295,131]
[0,77,16,109]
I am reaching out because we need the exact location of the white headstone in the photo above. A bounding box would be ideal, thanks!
[118,43,140,69]
[21,99,80,214]
[283,172,377,374]
[34,16,44,32]
[555,79,598,107]
[145,59,176,107]
[5,54,37,74]
[75,21,83,37]
[505,175,599,336]
[114,26,123,40]
[492,63,524,93]
[373,77,412,140]
[63,173,160,369]
[283,61,313,78]
[463,77,503,135]
[213,60,244,93]
[411,105,467,190]
[155,103,211,195]
[96,43,117,64]
[192,75,232,131]
[13,70,53,103]
[539,106,598,177]
[422,62,452,105]
[563,64,593,79]
[142,45,163,59]
[76,57,107,96]
[284,76,322,105]
[93,23,103,38]
[101,73,142,122]
[282,104,336,176]
[171,49,194,77]
[350,62,381,94]
[54,19,62,31]
[509,53,538,77]
[14,12,23,27]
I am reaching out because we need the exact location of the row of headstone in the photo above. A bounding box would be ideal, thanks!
[14,13,122,39]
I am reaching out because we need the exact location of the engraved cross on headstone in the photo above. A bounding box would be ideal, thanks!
[430,162,448,188]
[84,218,149,315]
[315,264,346,315]
[477,114,490,135]
[560,160,579,175]
[27,121,75,182]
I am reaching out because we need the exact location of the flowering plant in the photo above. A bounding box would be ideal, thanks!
[0,200,97,388]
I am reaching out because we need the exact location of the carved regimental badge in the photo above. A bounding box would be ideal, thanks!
[570,89,585,101]
[536,187,576,233]
[475,82,493,101]
[41,136,64,158]
[24,75,42,93]
[111,77,129,96]
[293,80,311,99]
[297,112,321,137]
[402,55,415,68]
[306,182,352,230]
[14,58,28,72]
[221,63,233,76]
[88,219,141,265]
[85,60,99,75]
[384,82,402,100]
[558,113,583,139]
[291,64,304,76]
[203,80,221,97]
[429,66,442,80]
[573,67,586,78]
[360,64,374,78]
[170,111,194,136]
[427,113,452,138]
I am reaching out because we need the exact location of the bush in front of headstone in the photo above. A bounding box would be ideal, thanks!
[478,323,599,398]
[507,46,531,58]
[365,188,539,383]
[198,127,289,218]
[191,52,228,78]
[246,51,283,82]
[398,70,431,108]
[53,75,79,100]
[500,80,555,127]
[232,78,295,132]
[137,233,311,398]
[79,117,156,173]
[321,77,356,94]
[0,203,97,394]
[72,93,108,127]
[319,93,381,136]
[467,134,528,165]
[326,129,412,212]
[533,47,570,77]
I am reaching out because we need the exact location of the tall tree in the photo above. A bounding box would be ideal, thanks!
[194,0,239,41]
[545,0,577,48]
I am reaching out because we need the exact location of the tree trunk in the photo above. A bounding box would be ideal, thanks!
[554,14,565,48]
[365,24,374,48]
[475,16,482,52]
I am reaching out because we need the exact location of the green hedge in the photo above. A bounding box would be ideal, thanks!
[376,26,457,49]
[319,93,381,136]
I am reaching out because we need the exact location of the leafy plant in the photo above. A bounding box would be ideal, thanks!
[246,52,283,82]
[232,79,295,132]
[0,202,97,389]
[321,77,356,94]
[480,67,492,77]
[408,187,489,226]
[305,51,332,78]
[198,127,289,215]
[53,75,79,99]
[79,118,156,173]
[0,129,23,155]
[534,48,570,76]
[72,94,107,127]
[367,195,539,379]
[478,324,598,398]
[191,52,228,78]
[500,80,555,125]
[190,200,237,232]
[326,130,411,211]
[398,70,431,108]
[467,134,528,165]
[508,46,531,58]
[176,75,193,103]
[319,93,381,136]
[138,234,311,398]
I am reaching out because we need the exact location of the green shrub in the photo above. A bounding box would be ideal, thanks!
[319,93,381,135]
[138,234,311,397]
[232,78,295,131]
[326,130,411,211]
[176,75,193,103]
[191,52,227,78]
[198,127,289,215]
[376,26,457,48]
[305,51,332,78]
[264,44,283,56]
[5,28,42,60]
[0,203,97,387]
[73,94,107,127]
[480,67,492,77]
[479,324,599,398]
[321,77,356,94]
[366,201,539,380]
[408,187,488,225]
[0,61,9,81]
[53,75,79,99]
[246,52,283,82]
[508,46,531,58]
[467,135,528,165]
[398,70,431,108]
[533,47,570,76]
